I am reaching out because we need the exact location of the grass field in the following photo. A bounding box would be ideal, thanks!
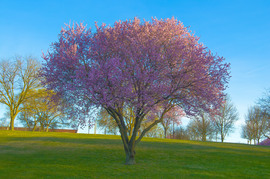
[0,131,269,178]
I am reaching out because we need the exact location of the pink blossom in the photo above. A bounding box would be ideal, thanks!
[41,17,230,164]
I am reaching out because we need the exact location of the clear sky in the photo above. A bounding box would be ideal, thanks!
[0,0,269,143]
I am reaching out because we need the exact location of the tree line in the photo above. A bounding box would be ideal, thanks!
[241,89,270,144]
[1,56,269,146]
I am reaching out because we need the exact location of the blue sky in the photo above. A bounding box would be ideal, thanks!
[0,0,270,143]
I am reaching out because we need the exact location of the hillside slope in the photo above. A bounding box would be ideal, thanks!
[0,131,269,178]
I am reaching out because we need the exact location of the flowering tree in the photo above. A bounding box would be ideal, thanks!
[42,17,230,164]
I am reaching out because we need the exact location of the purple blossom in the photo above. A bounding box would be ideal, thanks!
[41,17,231,164]
[258,138,270,146]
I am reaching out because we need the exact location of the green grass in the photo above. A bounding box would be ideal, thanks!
[0,131,269,178]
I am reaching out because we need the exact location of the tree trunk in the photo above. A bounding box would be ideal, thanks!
[164,128,167,139]
[9,117,15,131]
[32,125,36,131]
[202,134,206,141]
[221,135,224,143]
[173,122,175,139]
[46,126,49,132]
[9,107,19,131]
[125,145,136,165]
[32,121,38,131]
[40,123,45,131]
[220,128,225,143]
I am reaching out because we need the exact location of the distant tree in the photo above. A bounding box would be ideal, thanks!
[0,110,9,128]
[187,112,215,141]
[42,18,230,164]
[142,124,164,138]
[211,95,238,142]
[0,116,9,128]
[258,89,270,114]
[18,110,35,130]
[19,89,66,132]
[174,126,190,140]
[153,106,184,138]
[0,57,41,130]
[242,106,268,144]
[241,121,254,144]
[97,108,118,135]
[257,89,270,138]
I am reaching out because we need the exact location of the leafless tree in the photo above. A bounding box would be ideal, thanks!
[212,95,238,142]
[173,126,190,140]
[187,112,215,141]
[0,57,41,130]
[241,121,254,144]
[257,89,270,138]
[242,106,268,144]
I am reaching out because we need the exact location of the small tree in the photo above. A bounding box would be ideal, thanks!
[211,95,238,142]
[241,121,253,144]
[243,106,268,144]
[174,126,190,140]
[18,110,35,130]
[0,57,41,130]
[258,88,270,114]
[149,106,185,138]
[19,89,66,132]
[257,89,270,138]
[187,112,215,141]
[0,115,9,129]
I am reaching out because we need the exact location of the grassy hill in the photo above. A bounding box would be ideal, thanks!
[0,130,269,178]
